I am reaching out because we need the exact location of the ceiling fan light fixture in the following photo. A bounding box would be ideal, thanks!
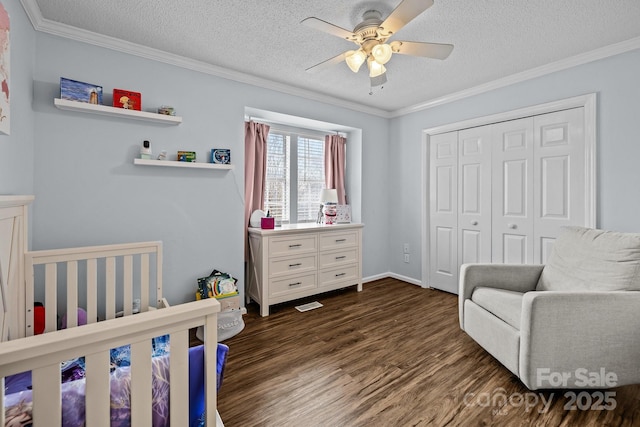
[368,59,386,78]
[345,49,367,73]
[371,43,392,65]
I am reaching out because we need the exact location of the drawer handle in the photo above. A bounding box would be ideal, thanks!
[289,282,302,287]
[335,239,347,243]
[335,256,346,260]
[289,244,302,248]
[289,263,302,267]
[335,272,346,277]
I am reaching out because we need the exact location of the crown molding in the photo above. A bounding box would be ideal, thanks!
[391,36,640,118]
[19,0,391,119]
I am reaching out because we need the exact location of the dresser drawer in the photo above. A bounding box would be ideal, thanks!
[269,254,317,277]
[319,231,358,251]
[319,264,359,288]
[270,273,316,298]
[319,248,357,269]
[269,234,317,257]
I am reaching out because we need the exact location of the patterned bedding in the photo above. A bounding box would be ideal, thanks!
[4,336,228,427]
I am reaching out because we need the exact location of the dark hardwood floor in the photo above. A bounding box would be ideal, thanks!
[214,278,640,426]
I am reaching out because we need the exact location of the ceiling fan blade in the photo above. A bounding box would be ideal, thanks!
[390,40,453,60]
[380,0,434,36]
[301,17,356,41]
[305,51,349,74]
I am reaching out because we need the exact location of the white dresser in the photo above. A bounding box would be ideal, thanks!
[247,223,363,316]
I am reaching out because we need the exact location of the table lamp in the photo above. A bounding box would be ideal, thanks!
[320,189,339,224]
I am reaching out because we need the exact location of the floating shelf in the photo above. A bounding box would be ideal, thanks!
[134,158,234,170]
[54,98,182,125]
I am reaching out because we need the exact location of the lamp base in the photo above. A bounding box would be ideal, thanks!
[323,203,337,225]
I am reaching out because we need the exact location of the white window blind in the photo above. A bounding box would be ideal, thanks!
[264,133,290,222]
[264,129,325,223]
[297,137,325,222]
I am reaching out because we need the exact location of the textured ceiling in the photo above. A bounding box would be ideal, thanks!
[25,0,640,115]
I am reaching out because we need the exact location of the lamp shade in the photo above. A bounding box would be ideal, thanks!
[345,49,367,73]
[320,188,338,204]
[372,43,392,65]
[368,59,386,78]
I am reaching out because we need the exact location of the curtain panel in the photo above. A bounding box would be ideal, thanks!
[244,121,270,258]
[324,134,347,204]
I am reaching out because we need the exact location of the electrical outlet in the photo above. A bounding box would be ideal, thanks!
[404,254,410,263]
[403,243,410,254]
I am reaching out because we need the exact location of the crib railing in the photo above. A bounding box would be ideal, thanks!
[23,241,163,337]
[0,298,220,426]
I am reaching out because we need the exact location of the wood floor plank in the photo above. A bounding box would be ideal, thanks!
[213,278,640,426]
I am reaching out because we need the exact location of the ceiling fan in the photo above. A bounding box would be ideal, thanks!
[302,0,453,87]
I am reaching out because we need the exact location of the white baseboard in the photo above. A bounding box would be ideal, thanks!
[362,272,390,283]
[363,272,425,288]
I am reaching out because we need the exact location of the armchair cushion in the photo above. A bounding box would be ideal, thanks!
[536,226,640,292]
[471,287,524,330]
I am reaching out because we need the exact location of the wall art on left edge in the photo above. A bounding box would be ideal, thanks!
[0,2,9,135]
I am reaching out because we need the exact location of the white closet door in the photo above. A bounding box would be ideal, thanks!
[429,132,458,293]
[533,107,586,263]
[491,118,535,264]
[458,126,492,267]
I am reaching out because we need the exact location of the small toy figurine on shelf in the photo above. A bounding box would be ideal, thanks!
[157,150,167,160]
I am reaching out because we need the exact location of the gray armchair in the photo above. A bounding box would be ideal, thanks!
[459,226,640,390]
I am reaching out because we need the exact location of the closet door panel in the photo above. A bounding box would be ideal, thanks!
[491,118,534,264]
[534,107,585,263]
[457,126,492,268]
[429,132,458,293]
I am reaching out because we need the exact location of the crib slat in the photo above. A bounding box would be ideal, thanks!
[67,260,78,328]
[204,313,218,427]
[156,246,163,308]
[105,256,116,320]
[45,263,57,332]
[25,256,35,337]
[170,330,190,424]
[32,363,62,425]
[87,258,98,324]
[85,351,111,427]
[123,255,133,316]
[131,339,153,425]
[1,378,5,426]
[140,253,149,311]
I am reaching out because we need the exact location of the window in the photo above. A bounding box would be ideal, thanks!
[264,129,325,223]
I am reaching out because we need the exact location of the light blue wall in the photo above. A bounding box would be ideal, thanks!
[389,49,640,284]
[16,3,640,297]
[0,1,34,195]
[31,32,390,304]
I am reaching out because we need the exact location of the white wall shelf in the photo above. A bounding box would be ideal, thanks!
[54,98,182,125]
[134,158,234,170]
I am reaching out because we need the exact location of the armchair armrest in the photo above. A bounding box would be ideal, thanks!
[458,263,544,329]
[519,291,640,389]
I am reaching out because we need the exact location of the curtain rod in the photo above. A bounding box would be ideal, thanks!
[245,116,347,137]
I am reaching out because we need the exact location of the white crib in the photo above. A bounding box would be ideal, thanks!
[0,196,223,426]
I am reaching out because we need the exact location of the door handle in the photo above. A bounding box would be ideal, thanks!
[508,223,517,229]
[471,220,478,226]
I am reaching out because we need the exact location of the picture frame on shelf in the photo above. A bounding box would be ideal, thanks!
[113,88,141,111]
[60,77,103,105]
[211,149,231,164]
